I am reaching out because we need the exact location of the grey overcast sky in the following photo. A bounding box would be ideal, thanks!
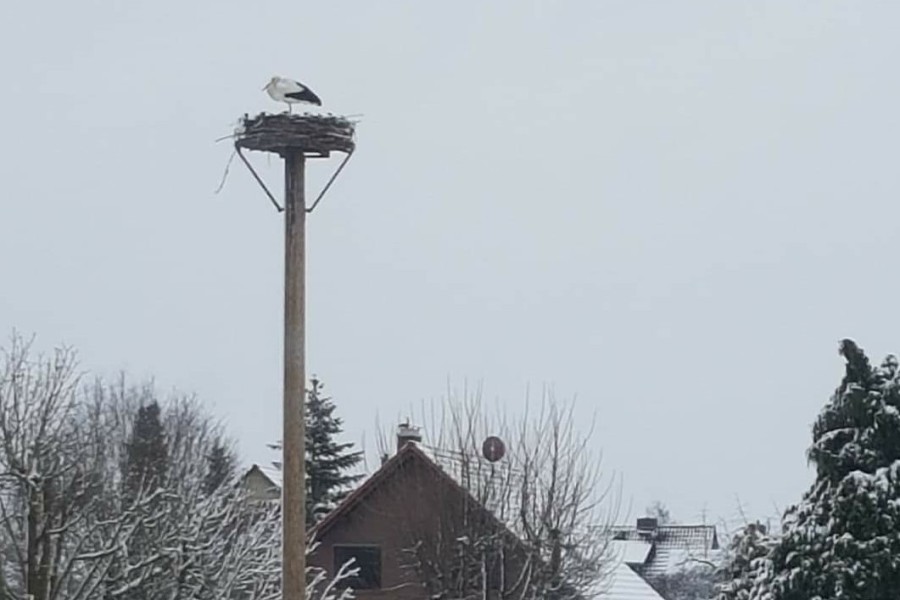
[2,1,899,525]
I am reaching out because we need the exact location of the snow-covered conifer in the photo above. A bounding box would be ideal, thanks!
[750,340,900,599]
[716,522,772,600]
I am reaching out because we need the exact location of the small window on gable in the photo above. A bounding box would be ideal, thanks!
[333,545,382,589]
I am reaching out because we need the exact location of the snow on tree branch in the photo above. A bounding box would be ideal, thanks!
[0,333,359,600]
[743,340,900,600]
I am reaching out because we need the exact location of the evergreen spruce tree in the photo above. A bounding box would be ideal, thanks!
[118,400,169,600]
[716,522,772,600]
[270,377,364,526]
[204,438,236,496]
[305,377,363,525]
[124,401,168,501]
[751,339,900,599]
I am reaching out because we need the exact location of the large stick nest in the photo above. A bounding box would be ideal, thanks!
[234,113,356,156]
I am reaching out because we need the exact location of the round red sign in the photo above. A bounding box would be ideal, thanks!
[482,436,506,462]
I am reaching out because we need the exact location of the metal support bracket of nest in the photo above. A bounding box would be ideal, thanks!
[234,113,356,213]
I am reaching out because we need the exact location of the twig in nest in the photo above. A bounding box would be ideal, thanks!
[235,113,356,155]
[214,149,237,195]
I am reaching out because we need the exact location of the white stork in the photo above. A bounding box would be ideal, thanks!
[263,76,322,113]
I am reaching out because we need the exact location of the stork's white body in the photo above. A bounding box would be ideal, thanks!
[263,76,322,113]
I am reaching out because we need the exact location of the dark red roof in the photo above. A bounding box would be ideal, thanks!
[311,441,517,542]
[313,442,444,537]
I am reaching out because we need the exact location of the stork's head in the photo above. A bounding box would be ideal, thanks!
[261,76,280,90]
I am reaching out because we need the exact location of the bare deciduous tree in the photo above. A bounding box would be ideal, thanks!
[381,390,620,600]
[0,333,359,600]
[0,334,147,599]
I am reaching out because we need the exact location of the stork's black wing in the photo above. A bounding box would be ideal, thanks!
[285,85,322,106]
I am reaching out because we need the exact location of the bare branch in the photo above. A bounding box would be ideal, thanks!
[387,388,621,600]
[0,334,358,600]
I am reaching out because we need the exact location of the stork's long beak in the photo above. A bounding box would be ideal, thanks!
[261,83,268,90]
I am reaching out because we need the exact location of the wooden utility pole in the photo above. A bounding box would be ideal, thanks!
[233,113,356,600]
[282,151,307,600]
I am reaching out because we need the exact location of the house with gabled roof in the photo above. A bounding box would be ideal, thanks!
[241,426,666,600]
[307,429,538,600]
[609,517,720,585]
[241,463,282,502]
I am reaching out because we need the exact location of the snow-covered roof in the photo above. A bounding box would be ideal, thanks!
[611,540,653,565]
[608,524,721,577]
[241,464,283,490]
[597,562,666,600]
[257,465,283,489]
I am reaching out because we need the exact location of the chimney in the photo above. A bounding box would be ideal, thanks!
[636,517,659,538]
[396,420,422,452]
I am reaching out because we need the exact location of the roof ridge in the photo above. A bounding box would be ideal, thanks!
[310,441,423,537]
